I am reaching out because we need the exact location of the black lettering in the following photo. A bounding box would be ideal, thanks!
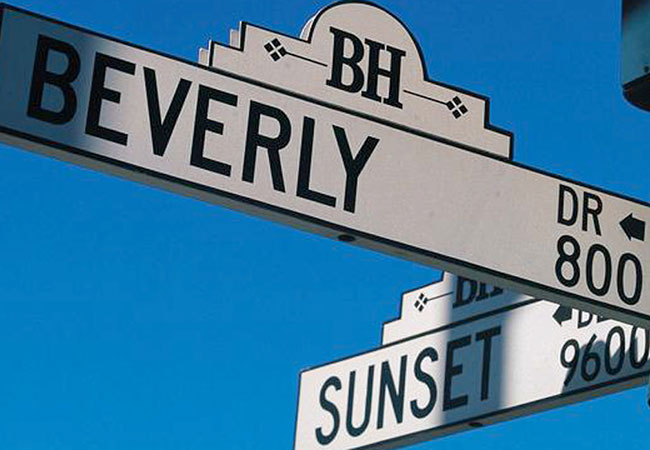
[618,253,643,306]
[377,356,407,429]
[555,235,581,287]
[454,277,477,308]
[27,34,80,125]
[85,53,136,145]
[143,67,191,157]
[296,117,337,207]
[443,335,471,411]
[190,84,237,176]
[604,326,625,375]
[586,244,611,296]
[476,326,501,401]
[476,284,504,301]
[560,339,580,386]
[476,283,489,301]
[630,327,650,369]
[243,101,291,192]
[315,376,341,446]
[582,192,603,236]
[346,366,374,437]
[558,184,578,227]
[333,126,379,213]
[410,347,438,419]
[326,27,365,93]
[578,311,593,328]
[361,38,405,108]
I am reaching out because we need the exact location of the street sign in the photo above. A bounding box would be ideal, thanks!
[295,274,650,450]
[1,3,650,326]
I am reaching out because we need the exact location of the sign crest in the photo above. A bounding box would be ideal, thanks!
[200,1,513,158]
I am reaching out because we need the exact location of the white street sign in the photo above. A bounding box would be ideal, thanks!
[295,274,650,450]
[1,4,650,326]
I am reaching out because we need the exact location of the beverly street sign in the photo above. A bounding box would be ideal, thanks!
[1,3,650,326]
[295,274,650,450]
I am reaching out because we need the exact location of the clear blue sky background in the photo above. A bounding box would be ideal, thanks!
[0,0,649,449]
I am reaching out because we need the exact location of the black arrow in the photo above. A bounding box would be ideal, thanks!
[553,305,573,326]
[620,213,646,242]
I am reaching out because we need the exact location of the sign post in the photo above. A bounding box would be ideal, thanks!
[622,0,650,110]
[295,274,650,450]
[1,3,650,326]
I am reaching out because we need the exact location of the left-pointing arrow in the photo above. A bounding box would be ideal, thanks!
[553,305,573,326]
[620,213,646,241]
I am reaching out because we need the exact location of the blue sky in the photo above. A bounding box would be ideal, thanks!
[0,0,649,449]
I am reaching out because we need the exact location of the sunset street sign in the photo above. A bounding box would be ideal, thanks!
[1,3,650,327]
[295,274,650,450]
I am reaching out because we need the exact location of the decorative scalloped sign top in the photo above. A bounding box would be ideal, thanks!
[200,1,512,158]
